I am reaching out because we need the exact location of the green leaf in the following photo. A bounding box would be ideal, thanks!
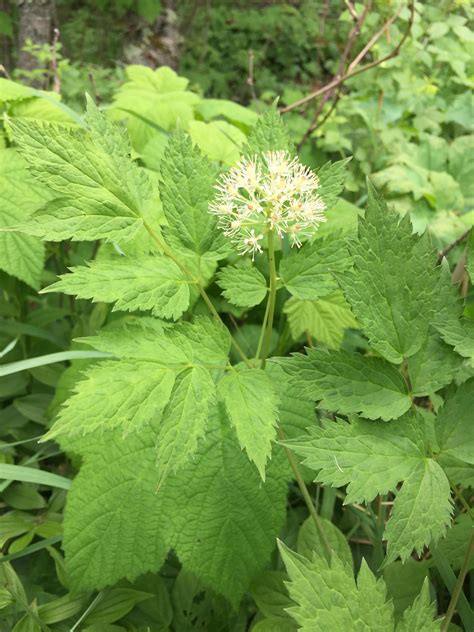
[0,464,70,490]
[383,560,430,621]
[395,579,441,632]
[279,233,353,301]
[157,366,215,477]
[315,158,351,211]
[284,415,453,562]
[42,256,190,320]
[407,333,463,396]
[0,350,109,377]
[8,101,152,243]
[0,149,48,288]
[217,264,267,307]
[243,105,291,154]
[63,409,288,605]
[160,129,226,257]
[44,360,176,439]
[384,459,452,564]
[83,588,152,625]
[284,291,358,349]
[276,348,411,421]
[436,378,474,466]
[278,543,394,631]
[217,368,279,479]
[338,183,438,364]
[297,516,353,569]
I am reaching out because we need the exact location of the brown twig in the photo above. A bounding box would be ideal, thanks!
[247,48,258,103]
[437,227,471,264]
[0,63,11,79]
[281,1,415,114]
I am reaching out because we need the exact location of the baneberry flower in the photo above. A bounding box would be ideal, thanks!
[209,151,326,258]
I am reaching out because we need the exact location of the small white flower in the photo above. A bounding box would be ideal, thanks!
[209,150,326,258]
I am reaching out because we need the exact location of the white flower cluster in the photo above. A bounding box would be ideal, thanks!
[209,150,326,258]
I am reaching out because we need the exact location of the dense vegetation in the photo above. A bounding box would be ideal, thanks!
[0,1,472,630]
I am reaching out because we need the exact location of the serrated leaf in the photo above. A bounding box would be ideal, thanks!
[243,106,292,154]
[218,368,279,480]
[217,264,267,307]
[279,232,353,300]
[42,256,190,320]
[435,378,474,465]
[384,459,452,564]
[9,100,152,242]
[284,414,453,562]
[0,149,48,288]
[284,291,358,349]
[158,366,215,476]
[407,333,463,396]
[278,543,394,631]
[276,348,411,421]
[64,408,288,605]
[315,158,351,210]
[395,580,441,632]
[338,183,438,364]
[160,129,227,257]
[44,360,176,440]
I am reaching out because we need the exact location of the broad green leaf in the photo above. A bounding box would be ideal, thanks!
[297,516,353,569]
[278,543,394,631]
[195,99,258,128]
[338,183,438,364]
[284,416,422,504]
[188,120,246,165]
[158,366,216,477]
[64,409,288,605]
[42,256,190,320]
[8,101,153,243]
[82,588,152,625]
[276,348,411,421]
[383,560,430,621]
[279,233,353,300]
[284,291,358,349]
[435,318,474,362]
[395,580,441,632]
[251,571,293,622]
[0,149,48,288]
[384,460,452,564]
[284,415,453,562]
[217,264,267,307]
[435,378,474,465]
[218,368,279,480]
[160,129,226,257]
[407,333,463,396]
[243,106,291,154]
[44,360,176,440]
[436,514,474,572]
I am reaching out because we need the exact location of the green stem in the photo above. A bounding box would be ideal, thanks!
[256,292,271,360]
[260,229,278,368]
[143,221,250,367]
[441,534,474,632]
[277,426,333,561]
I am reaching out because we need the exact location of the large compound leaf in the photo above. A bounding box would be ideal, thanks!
[338,183,438,364]
[42,256,190,320]
[0,149,48,288]
[218,368,279,480]
[8,100,153,243]
[276,348,411,421]
[63,408,289,606]
[284,415,453,562]
[160,129,227,258]
[279,233,353,301]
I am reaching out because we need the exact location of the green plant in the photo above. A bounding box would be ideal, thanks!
[0,90,472,630]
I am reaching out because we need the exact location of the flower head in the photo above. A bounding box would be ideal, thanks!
[209,150,326,258]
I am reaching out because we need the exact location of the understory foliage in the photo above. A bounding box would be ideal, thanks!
[0,69,473,630]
